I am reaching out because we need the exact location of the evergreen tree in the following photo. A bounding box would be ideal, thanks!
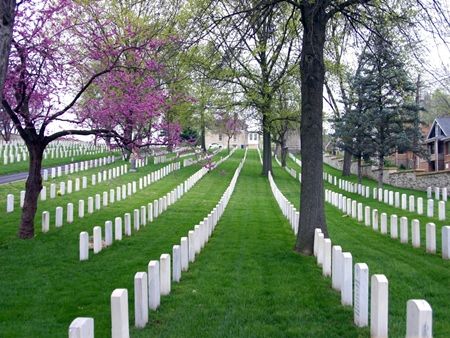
[354,31,422,187]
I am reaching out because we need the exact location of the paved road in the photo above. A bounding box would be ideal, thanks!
[0,156,122,185]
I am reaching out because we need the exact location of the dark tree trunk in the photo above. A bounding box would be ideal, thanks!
[342,150,352,176]
[378,154,384,188]
[281,143,287,167]
[200,111,206,152]
[296,4,328,254]
[0,0,16,97]
[274,142,280,159]
[357,155,362,184]
[19,143,44,239]
[227,137,231,154]
[262,114,272,176]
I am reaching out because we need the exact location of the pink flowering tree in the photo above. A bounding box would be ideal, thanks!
[1,0,164,238]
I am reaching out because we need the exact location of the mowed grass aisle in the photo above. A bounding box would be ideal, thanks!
[134,150,367,338]
[271,161,450,337]
[0,151,241,337]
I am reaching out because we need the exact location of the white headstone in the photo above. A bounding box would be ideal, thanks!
[434,187,440,200]
[55,206,63,227]
[93,226,102,254]
[412,219,420,248]
[332,246,342,291]
[313,228,322,257]
[68,317,94,338]
[133,209,140,231]
[173,245,181,283]
[354,263,369,327]
[134,272,148,328]
[395,192,400,208]
[322,239,332,277]
[406,299,432,338]
[36,206,47,231]
[390,215,398,239]
[425,223,436,254]
[105,221,113,246]
[400,217,408,244]
[188,230,195,262]
[401,194,407,210]
[317,233,324,266]
[427,199,434,218]
[79,232,89,261]
[67,203,74,223]
[341,252,353,306]
[180,237,189,272]
[427,187,432,199]
[124,213,131,236]
[372,209,379,231]
[380,213,387,234]
[370,274,389,338]
[50,183,56,199]
[409,195,415,212]
[40,186,47,201]
[6,194,14,213]
[148,260,160,310]
[115,217,122,241]
[111,289,129,338]
[442,226,450,259]
[438,201,445,220]
[87,197,94,214]
[95,194,101,210]
[417,197,423,215]
[364,206,371,227]
[443,187,448,202]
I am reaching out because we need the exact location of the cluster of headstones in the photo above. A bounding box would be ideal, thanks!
[42,156,116,181]
[69,150,248,338]
[78,162,206,260]
[268,171,299,235]
[325,189,450,260]
[269,169,433,337]
[324,172,448,220]
[40,162,180,233]
[314,228,432,338]
[6,158,121,213]
[1,141,108,165]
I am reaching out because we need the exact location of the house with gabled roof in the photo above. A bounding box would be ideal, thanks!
[420,116,450,171]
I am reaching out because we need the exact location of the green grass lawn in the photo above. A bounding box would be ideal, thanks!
[0,150,121,176]
[1,149,448,337]
[0,150,242,337]
[131,150,367,338]
[271,157,450,337]
[0,153,200,242]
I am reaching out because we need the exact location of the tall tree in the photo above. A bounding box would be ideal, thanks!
[2,0,163,238]
[353,30,422,187]
[209,0,301,175]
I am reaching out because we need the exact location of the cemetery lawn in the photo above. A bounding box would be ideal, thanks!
[272,159,450,337]
[131,150,368,338]
[0,150,234,337]
[0,150,120,176]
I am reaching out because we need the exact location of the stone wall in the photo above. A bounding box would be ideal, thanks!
[323,153,450,191]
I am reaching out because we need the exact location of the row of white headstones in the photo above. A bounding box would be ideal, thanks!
[1,142,108,165]
[268,169,433,338]
[325,172,448,214]
[6,160,127,213]
[325,189,450,260]
[68,150,246,338]
[41,162,181,234]
[79,148,237,259]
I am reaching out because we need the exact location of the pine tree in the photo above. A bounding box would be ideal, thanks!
[352,30,422,187]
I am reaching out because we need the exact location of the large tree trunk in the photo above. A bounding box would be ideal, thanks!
[342,150,352,176]
[0,0,16,96]
[296,4,328,254]
[261,114,272,176]
[19,143,44,239]
[378,154,384,188]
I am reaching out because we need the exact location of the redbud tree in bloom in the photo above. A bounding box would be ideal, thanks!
[1,0,167,238]
[79,48,182,159]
